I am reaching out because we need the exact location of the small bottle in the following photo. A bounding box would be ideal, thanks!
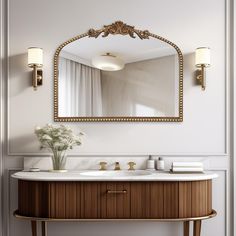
[157,157,165,171]
[146,155,155,170]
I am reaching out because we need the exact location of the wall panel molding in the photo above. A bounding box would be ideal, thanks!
[5,152,231,157]
[0,0,3,235]
[1,0,9,236]
[232,0,236,234]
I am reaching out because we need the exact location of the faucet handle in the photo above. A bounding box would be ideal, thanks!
[128,162,136,171]
[99,161,107,171]
[114,162,121,170]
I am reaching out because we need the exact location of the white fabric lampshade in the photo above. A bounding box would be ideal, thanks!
[92,53,124,71]
[195,47,210,67]
[28,47,43,66]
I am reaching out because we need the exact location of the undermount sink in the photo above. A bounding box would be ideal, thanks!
[80,170,153,177]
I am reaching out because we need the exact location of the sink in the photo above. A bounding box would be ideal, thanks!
[80,170,153,177]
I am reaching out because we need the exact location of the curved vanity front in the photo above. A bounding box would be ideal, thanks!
[12,171,217,236]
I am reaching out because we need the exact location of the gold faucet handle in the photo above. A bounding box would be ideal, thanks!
[99,162,107,171]
[114,162,121,170]
[128,162,136,171]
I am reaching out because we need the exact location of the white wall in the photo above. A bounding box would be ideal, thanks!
[8,0,226,156]
[101,55,177,117]
[0,0,233,235]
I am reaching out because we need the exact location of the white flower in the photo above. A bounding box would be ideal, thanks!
[35,124,83,153]
[35,126,41,131]
[41,134,52,140]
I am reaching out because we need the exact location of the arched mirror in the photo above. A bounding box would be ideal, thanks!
[54,21,183,122]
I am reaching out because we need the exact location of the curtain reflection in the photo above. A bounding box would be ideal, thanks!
[58,57,103,117]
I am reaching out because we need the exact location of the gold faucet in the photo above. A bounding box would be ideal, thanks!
[114,162,121,170]
[99,161,107,171]
[128,161,136,171]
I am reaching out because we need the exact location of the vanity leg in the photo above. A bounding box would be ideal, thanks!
[183,221,190,236]
[193,220,201,236]
[41,221,47,236]
[31,221,37,236]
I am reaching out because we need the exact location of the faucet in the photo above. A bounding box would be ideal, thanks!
[114,162,121,170]
[99,162,107,171]
[128,161,136,171]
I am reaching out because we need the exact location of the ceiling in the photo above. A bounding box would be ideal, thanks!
[61,34,177,65]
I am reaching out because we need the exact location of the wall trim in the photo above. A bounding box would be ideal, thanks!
[0,0,8,236]
[0,0,3,235]
[232,0,236,234]
[5,152,231,157]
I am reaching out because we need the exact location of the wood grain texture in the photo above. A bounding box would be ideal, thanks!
[130,182,164,218]
[164,182,179,218]
[183,221,190,236]
[179,182,192,218]
[81,182,100,218]
[31,221,37,236]
[49,182,66,218]
[65,182,77,218]
[192,181,209,217]
[207,180,212,214]
[76,183,81,218]
[18,180,49,217]
[18,180,212,220]
[130,182,147,218]
[193,220,202,236]
[41,221,47,236]
[101,182,130,218]
[149,182,164,218]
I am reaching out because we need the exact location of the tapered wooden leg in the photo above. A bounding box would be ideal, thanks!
[41,221,47,236]
[31,221,37,236]
[193,220,202,236]
[183,221,190,236]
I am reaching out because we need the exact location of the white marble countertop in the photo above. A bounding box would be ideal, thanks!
[11,170,218,182]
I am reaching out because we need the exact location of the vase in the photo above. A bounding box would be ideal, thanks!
[50,152,68,172]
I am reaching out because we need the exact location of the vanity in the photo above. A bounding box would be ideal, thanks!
[12,171,217,236]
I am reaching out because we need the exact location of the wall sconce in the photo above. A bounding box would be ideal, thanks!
[28,47,43,90]
[195,47,211,90]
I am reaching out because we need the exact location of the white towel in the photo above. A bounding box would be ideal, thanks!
[172,162,203,168]
[171,167,204,172]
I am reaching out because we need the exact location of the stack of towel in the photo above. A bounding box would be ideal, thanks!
[171,162,204,173]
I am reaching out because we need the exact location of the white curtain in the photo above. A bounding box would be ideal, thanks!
[58,57,103,117]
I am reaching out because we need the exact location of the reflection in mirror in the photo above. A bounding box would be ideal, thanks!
[58,36,179,117]
[54,21,183,122]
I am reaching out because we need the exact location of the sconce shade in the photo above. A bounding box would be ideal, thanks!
[28,47,43,67]
[92,53,124,71]
[195,47,210,67]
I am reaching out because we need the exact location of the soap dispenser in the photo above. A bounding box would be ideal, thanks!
[157,157,165,171]
[146,155,155,170]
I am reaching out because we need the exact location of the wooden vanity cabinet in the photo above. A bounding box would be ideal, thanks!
[18,180,212,220]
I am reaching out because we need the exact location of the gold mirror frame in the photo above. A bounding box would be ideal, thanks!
[54,21,183,122]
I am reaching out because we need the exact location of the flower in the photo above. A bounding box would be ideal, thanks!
[35,124,83,153]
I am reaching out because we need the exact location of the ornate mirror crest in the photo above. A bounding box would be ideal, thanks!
[54,21,183,122]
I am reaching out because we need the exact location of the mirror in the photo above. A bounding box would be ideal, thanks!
[54,21,183,122]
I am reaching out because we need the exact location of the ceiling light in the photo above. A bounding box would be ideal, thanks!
[92,53,125,71]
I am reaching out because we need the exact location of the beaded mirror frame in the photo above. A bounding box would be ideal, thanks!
[54,21,183,122]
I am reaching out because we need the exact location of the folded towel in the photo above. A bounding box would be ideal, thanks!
[172,162,203,168]
[171,167,204,173]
